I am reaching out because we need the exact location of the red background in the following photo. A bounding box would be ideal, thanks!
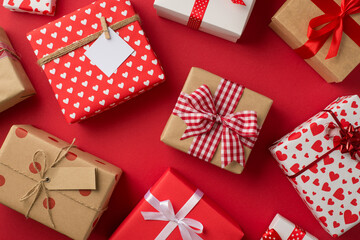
[0,0,360,239]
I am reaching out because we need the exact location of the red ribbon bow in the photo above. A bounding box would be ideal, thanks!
[188,0,246,30]
[173,79,258,168]
[294,0,360,59]
[262,226,306,240]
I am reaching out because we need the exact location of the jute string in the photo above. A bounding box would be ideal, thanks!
[0,44,21,60]
[0,139,106,229]
[37,14,140,66]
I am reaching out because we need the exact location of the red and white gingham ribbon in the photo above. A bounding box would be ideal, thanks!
[187,0,246,30]
[173,79,258,168]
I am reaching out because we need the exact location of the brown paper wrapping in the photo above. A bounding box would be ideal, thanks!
[0,125,122,240]
[0,27,35,112]
[161,67,273,174]
[269,0,360,83]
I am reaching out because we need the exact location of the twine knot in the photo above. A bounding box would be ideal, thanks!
[19,139,76,229]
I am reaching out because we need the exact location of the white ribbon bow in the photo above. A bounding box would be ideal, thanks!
[141,189,204,240]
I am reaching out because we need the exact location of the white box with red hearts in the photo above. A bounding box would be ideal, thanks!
[3,0,56,16]
[269,95,360,237]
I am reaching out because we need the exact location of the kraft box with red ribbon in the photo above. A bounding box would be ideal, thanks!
[261,214,318,240]
[3,0,56,16]
[110,168,244,240]
[270,0,360,83]
[269,95,360,237]
[161,67,272,174]
[27,0,165,123]
[0,125,122,239]
[0,27,35,113]
[153,0,256,42]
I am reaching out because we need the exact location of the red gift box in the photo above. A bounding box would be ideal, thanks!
[27,0,165,123]
[110,169,244,239]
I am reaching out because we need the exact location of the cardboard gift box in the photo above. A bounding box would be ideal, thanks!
[161,67,272,174]
[0,27,35,113]
[269,95,360,237]
[153,0,256,42]
[269,0,360,83]
[110,169,244,239]
[3,0,56,16]
[0,125,122,240]
[261,214,318,240]
[27,0,165,124]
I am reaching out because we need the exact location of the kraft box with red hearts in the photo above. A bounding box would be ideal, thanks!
[269,95,360,238]
[26,0,165,123]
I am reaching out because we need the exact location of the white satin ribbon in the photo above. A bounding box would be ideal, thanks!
[141,189,204,240]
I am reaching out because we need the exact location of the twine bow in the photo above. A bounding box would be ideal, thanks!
[141,189,204,240]
[295,0,360,59]
[20,139,76,228]
[173,79,259,168]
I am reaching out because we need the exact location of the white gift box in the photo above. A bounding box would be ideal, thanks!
[153,0,256,42]
[3,0,56,16]
[269,95,360,237]
[262,214,318,240]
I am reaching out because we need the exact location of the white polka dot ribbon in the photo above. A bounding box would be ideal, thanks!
[187,0,246,30]
[141,189,204,240]
[262,225,307,240]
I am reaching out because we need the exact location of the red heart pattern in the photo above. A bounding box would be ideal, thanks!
[27,0,165,123]
[3,0,56,15]
[269,95,360,236]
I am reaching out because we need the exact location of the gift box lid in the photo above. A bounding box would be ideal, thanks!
[110,168,244,239]
[270,95,360,177]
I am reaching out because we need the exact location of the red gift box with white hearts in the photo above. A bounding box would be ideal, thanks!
[27,0,165,123]
[110,169,244,239]
[3,0,56,16]
[269,95,360,237]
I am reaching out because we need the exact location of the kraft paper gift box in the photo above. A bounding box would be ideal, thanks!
[269,0,360,83]
[110,169,244,239]
[0,125,122,240]
[153,0,256,42]
[3,0,56,16]
[269,95,360,237]
[0,27,35,113]
[161,67,272,174]
[27,0,165,124]
[261,214,318,240]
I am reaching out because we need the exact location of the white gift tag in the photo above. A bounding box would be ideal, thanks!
[84,28,134,77]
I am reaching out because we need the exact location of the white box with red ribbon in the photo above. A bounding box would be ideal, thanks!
[261,214,318,240]
[153,0,256,42]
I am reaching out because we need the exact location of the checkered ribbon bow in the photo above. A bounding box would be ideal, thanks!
[173,79,258,168]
